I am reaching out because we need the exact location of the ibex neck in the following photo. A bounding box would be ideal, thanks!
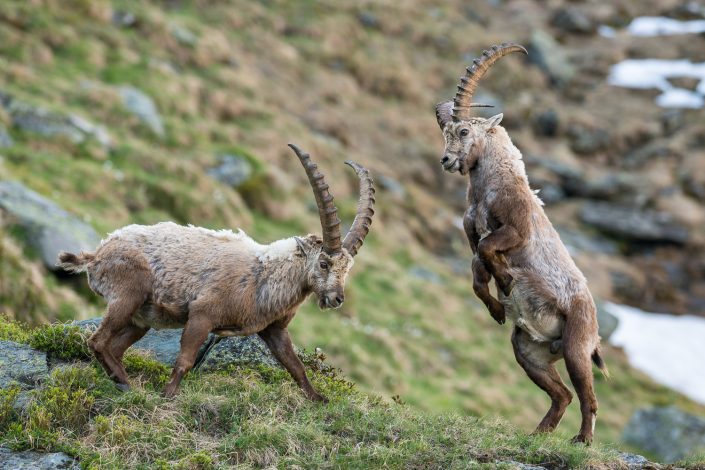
[470,133,530,202]
[254,239,311,315]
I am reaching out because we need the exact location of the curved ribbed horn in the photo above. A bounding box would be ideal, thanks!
[435,100,453,130]
[452,42,527,122]
[289,144,342,254]
[342,160,375,257]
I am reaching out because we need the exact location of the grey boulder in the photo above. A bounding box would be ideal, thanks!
[623,406,705,463]
[74,318,216,367]
[118,86,165,137]
[580,202,689,245]
[0,448,79,470]
[0,340,48,390]
[0,181,101,270]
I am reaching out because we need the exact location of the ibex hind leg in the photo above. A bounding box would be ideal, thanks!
[562,299,600,445]
[511,327,572,433]
[88,296,146,389]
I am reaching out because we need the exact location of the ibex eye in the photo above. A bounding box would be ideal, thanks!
[460,129,469,137]
[319,261,329,270]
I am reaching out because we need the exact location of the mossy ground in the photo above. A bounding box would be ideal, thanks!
[0,320,629,469]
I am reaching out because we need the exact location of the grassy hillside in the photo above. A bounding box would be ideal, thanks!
[1,0,704,458]
[0,318,634,468]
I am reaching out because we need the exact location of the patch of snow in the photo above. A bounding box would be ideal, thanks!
[608,59,705,109]
[597,25,616,38]
[656,88,705,108]
[606,302,705,405]
[628,16,705,36]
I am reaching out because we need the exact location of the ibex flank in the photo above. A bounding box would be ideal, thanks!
[58,144,375,400]
[436,43,608,445]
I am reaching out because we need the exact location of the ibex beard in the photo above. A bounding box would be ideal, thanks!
[436,43,608,445]
[57,144,375,400]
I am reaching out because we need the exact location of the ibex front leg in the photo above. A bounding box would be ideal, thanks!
[258,324,327,403]
[472,257,506,324]
[478,225,523,296]
[163,312,213,398]
[464,208,505,323]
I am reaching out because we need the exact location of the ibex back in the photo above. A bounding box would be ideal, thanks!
[435,43,607,444]
[58,144,375,400]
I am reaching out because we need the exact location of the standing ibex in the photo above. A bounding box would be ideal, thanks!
[58,144,375,400]
[435,43,607,444]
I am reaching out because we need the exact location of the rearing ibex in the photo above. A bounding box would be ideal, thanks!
[58,144,375,400]
[435,43,607,444]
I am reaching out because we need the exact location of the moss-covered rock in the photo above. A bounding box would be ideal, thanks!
[0,340,47,390]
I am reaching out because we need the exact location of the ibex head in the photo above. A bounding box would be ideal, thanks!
[289,144,375,309]
[435,43,527,175]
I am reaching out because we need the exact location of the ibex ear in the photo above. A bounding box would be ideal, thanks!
[485,113,503,130]
[294,237,310,256]
[294,235,321,256]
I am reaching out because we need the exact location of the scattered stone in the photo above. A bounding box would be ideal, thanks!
[0,181,101,270]
[533,183,564,205]
[669,1,705,20]
[623,142,672,168]
[618,452,654,469]
[0,448,79,470]
[595,302,619,341]
[623,406,705,463]
[357,11,379,29]
[0,341,48,390]
[408,265,442,284]
[0,124,13,147]
[564,172,643,201]
[68,114,112,148]
[661,109,684,136]
[74,318,215,367]
[580,202,689,245]
[112,10,137,28]
[551,7,596,34]
[118,86,164,137]
[170,24,198,46]
[667,76,700,91]
[567,123,611,155]
[198,335,281,371]
[377,175,406,198]
[207,153,253,188]
[0,92,111,148]
[528,30,576,86]
[531,109,560,137]
[556,227,619,256]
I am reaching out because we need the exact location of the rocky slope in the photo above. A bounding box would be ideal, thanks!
[1,0,705,463]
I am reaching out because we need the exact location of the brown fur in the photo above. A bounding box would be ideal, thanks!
[439,114,608,444]
[59,223,355,400]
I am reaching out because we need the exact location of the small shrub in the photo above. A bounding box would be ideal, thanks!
[0,385,20,431]
[0,315,30,343]
[123,351,170,389]
[28,324,91,360]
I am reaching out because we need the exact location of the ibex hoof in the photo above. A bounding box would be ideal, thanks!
[570,434,592,446]
[308,392,329,403]
[115,383,131,392]
[489,302,506,325]
[549,339,563,355]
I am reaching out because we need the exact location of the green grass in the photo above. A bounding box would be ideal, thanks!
[0,357,621,469]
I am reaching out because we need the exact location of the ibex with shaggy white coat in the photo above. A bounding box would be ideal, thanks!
[58,144,375,400]
[435,43,608,444]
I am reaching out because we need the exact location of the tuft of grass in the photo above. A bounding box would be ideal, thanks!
[28,323,91,361]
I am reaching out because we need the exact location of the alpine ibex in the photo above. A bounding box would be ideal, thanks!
[435,43,607,444]
[58,144,375,400]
